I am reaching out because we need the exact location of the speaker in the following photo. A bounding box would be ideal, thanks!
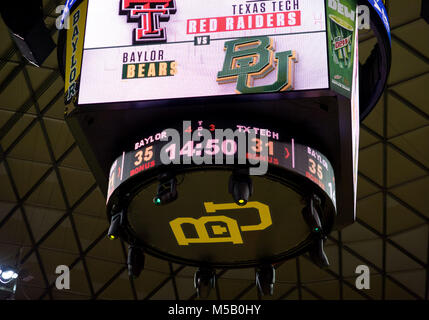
[0,0,56,67]
[422,0,429,24]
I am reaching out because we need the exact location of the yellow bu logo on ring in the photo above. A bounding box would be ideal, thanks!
[169,202,272,246]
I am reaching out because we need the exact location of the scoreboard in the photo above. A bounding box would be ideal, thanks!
[58,0,391,294]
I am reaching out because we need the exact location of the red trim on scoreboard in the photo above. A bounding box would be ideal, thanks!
[187,11,301,34]
[130,160,156,177]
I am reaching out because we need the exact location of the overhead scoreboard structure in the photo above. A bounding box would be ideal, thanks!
[58,0,391,296]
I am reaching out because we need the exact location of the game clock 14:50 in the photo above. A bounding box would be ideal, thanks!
[164,138,276,162]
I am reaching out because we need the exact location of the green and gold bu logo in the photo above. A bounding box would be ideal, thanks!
[169,201,272,246]
[217,36,297,94]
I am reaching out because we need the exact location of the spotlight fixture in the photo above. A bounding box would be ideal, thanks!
[0,265,19,299]
[302,194,330,268]
[107,207,123,240]
[309,238,330,268]
[127,245,145,279]
[194,267,216,299]
[0,267,18,284]
[302,194,324,235]
[255,264,275,296]
[153,173,178,206]
[229,170,253,206]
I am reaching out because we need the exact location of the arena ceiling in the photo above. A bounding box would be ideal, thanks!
[0,0,427,300]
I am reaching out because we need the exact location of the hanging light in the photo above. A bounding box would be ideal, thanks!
[0,267,18,284]
[0,265,19,299]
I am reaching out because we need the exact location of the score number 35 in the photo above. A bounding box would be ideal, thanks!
[134,146,153,166]
[309,159,323,179]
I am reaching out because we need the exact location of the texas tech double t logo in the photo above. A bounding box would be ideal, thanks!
[120,0,177,45]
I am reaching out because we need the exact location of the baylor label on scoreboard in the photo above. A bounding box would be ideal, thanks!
[78,0,330,104]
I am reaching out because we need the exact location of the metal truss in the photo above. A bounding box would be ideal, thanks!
[0,0,427,301]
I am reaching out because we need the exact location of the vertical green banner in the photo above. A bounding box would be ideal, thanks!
[326,0,357,98]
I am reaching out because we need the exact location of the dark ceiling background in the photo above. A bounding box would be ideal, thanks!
[0,0,428,300]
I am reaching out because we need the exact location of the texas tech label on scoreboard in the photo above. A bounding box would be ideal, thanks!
[78,0,330,104]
